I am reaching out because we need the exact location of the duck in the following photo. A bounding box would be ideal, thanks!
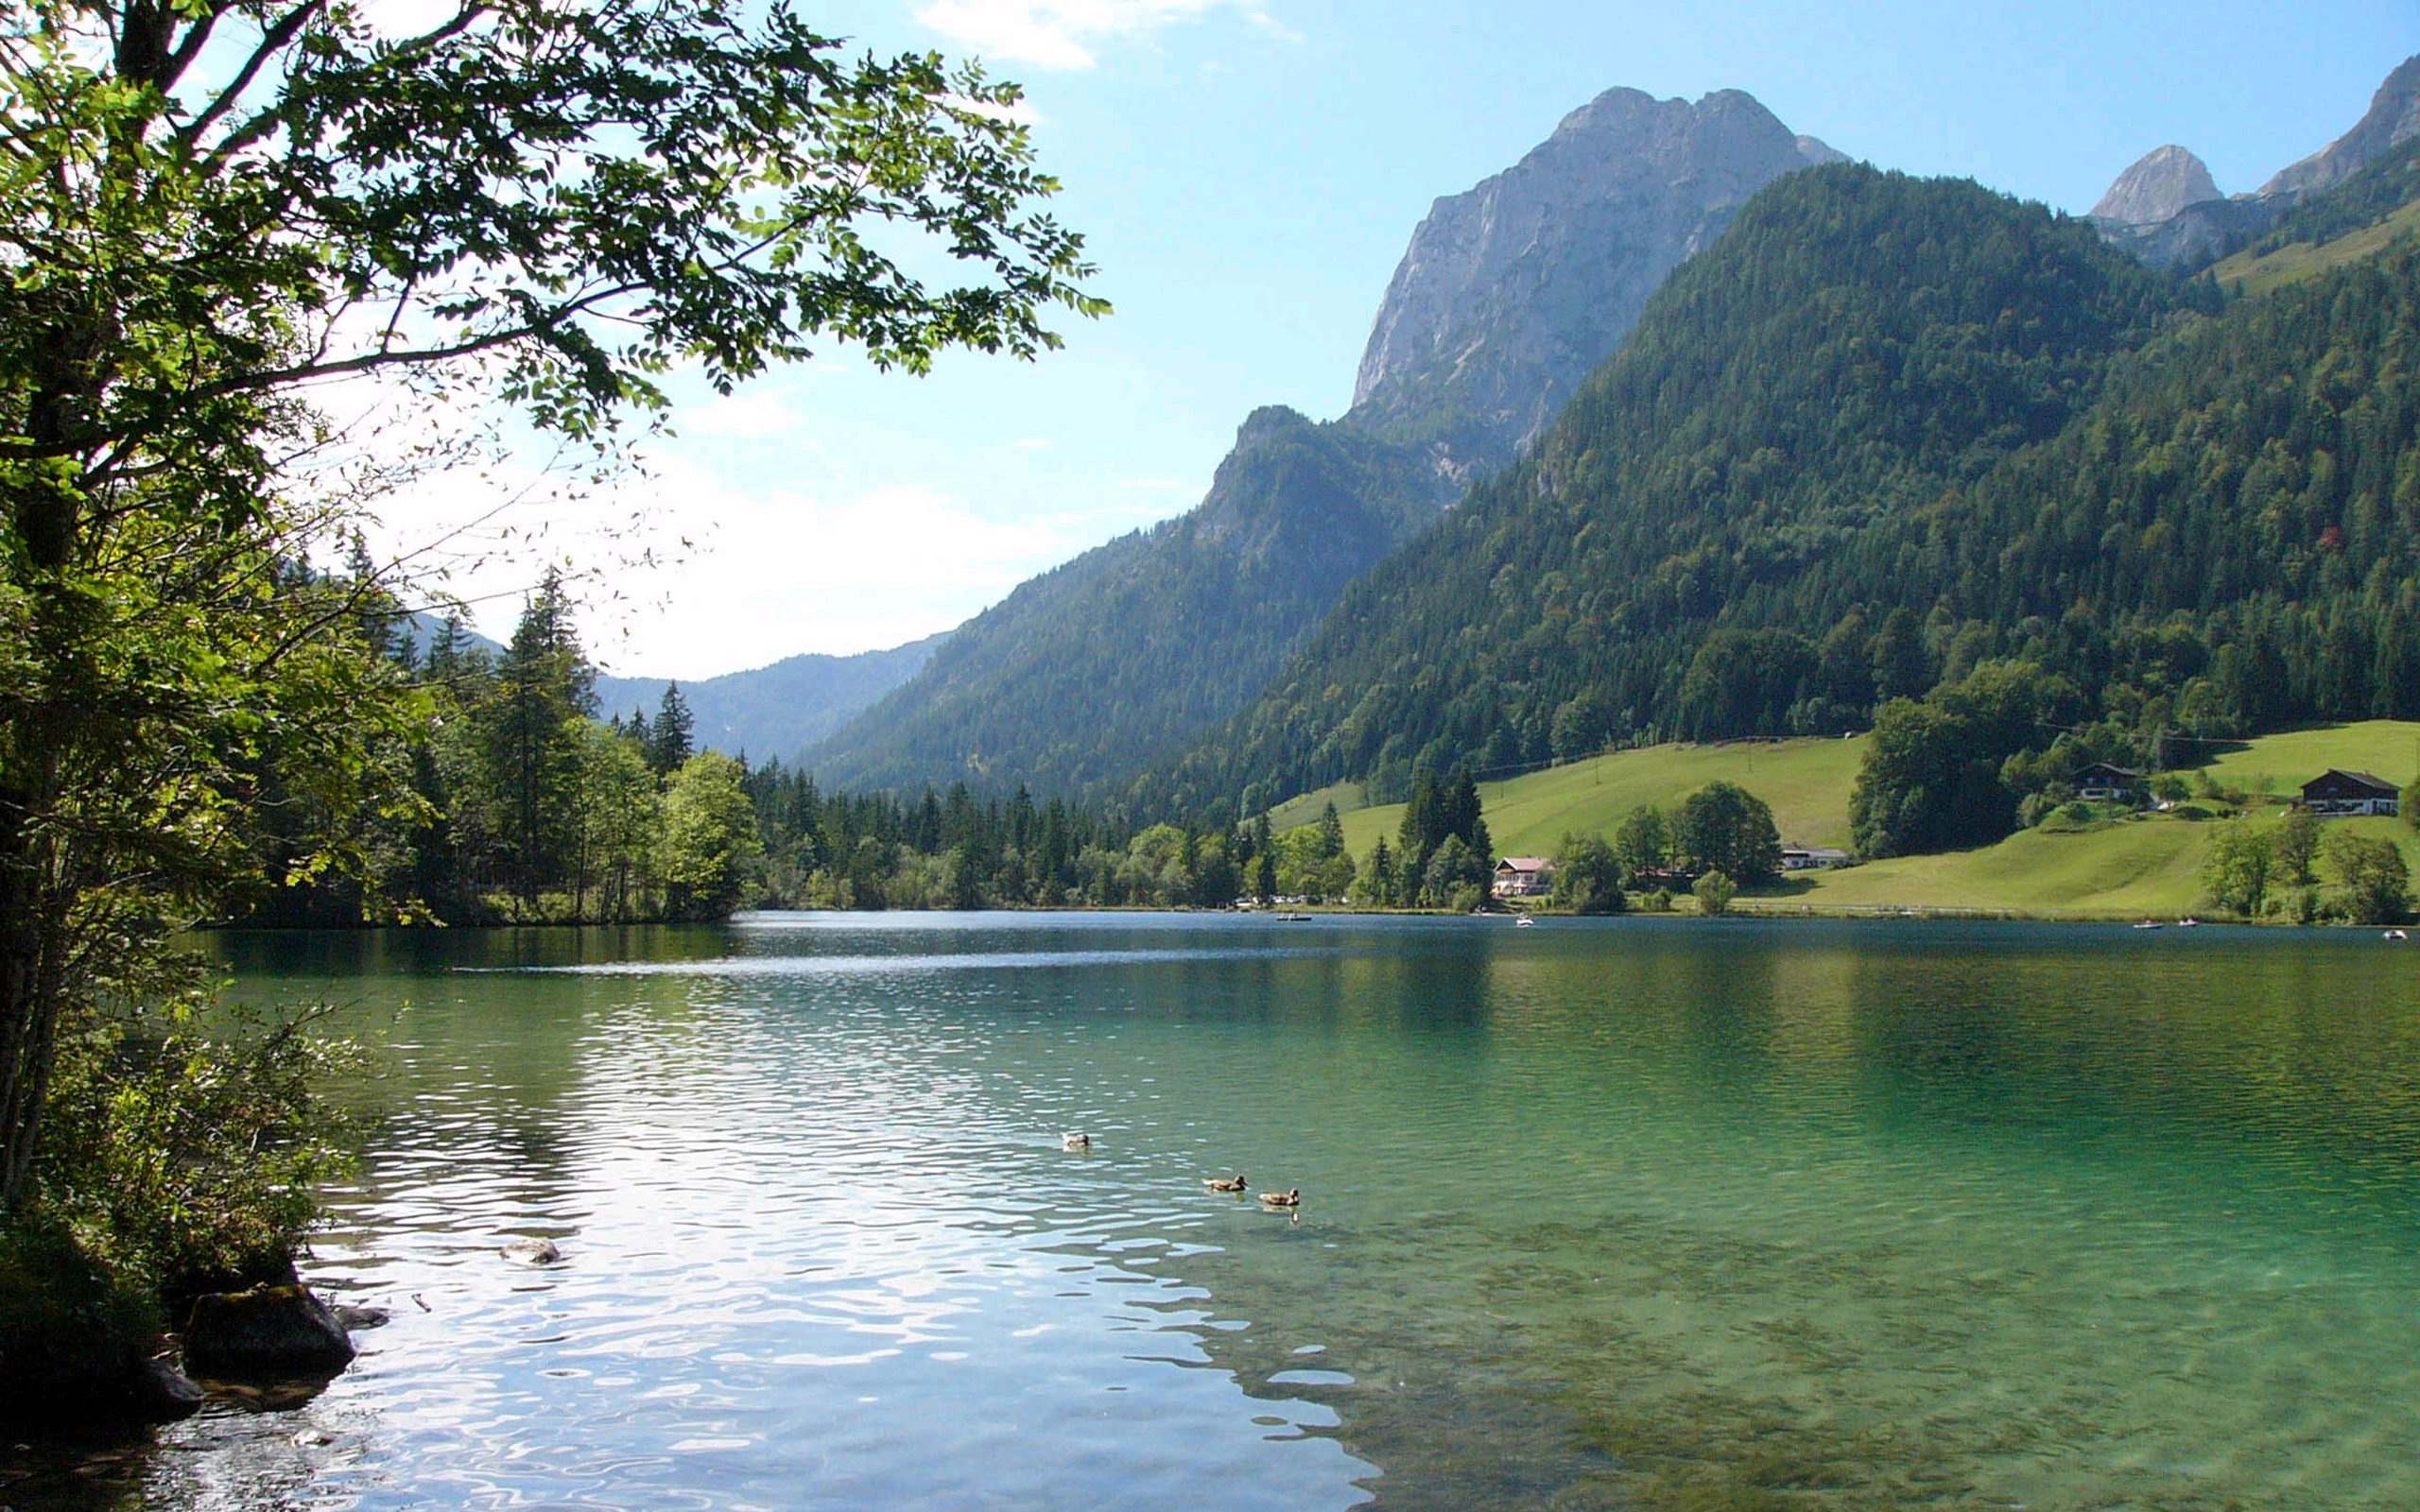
[1063,1132,1091,1151]
[1203,1174,1248,1193]
[1259,1188,1301,1209]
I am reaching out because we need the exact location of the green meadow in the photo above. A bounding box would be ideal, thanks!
[1288,721,2420,919]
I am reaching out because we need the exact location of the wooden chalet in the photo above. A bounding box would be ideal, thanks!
[2299,769,2402,818]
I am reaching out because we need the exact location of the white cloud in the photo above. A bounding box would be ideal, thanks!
[913,0,1292,71]
[578,460,1184,678]
[678,387,811,441]
[1012,437,1052,452]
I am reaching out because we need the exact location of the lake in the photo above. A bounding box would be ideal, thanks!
[17,911,2420,1510]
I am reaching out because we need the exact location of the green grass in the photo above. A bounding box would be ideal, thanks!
[2208,200,2420,298]
[1784,816,2420,919]
[1324,737,1869,861]
[2193,719,2418,799]
[1264,780,1364,834]
[1281,720,2420,919]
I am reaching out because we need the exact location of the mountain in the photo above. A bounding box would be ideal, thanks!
[2099,53,2418,267]
[1346,87,1841,483]
[809,86,1840,798]
[594,634,944,765]
[1164,160,2420,809]
[2256,53,2420,200]
[2089,145,2220,224]
[804,410,1455,795]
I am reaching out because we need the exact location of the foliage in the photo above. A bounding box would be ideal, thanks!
[1849,662,2080,857]
[1549,834,1627,915]
[659,754,764,920]
[2274,807,2323,887]
[1675,782,1782,884]
[1612,806,1673,875]
[2324,831,2411,924]
[0,0,1098,1393]
[1692,870,1737,917]
[2201,822,2275,917]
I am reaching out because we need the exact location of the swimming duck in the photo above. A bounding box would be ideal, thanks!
[1204,1174,1248,1193]
[1259,1188,1301,1209]
[1063,1132,1092,1150]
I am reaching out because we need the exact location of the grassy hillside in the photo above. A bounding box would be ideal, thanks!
[1289,721,2420,919]
[1784,816,2420,920]
[1326,737,1868,861]
[2208,198,2420,297]
[2195,720,2418,796]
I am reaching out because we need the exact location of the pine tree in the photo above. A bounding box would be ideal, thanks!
[650,681,695,775]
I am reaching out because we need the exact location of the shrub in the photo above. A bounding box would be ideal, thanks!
[1693,870,1737,917]
[1643,888,1676,914]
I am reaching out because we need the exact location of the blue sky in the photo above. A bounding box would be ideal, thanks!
[390,1,2418,679]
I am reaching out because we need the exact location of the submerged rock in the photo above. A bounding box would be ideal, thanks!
[182,1284,356,1381]
[500,1238,562,1266]
[332,1303,390,1331]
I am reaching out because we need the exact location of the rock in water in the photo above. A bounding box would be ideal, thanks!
[182,1285,357,1380]
[500,1237,562,1266]
[2090,144,2221,224]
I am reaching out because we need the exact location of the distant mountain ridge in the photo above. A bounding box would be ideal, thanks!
[2096,52,2419,267]
[808,85,1842,799]
[595,634,944,765]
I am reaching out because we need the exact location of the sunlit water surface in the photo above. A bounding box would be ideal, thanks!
[15,911,2420,1510]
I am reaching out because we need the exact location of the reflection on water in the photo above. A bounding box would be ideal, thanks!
[14,913,2420,1510]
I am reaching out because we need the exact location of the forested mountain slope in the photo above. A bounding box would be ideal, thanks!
[807,408,1454,794]
[1164,163,2420,813]
[808,87,1838,799]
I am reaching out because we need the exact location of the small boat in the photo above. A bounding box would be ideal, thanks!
[1515,916,1536,928]
[1063,1132,1091,1151]
[2133,920,2163,931]
[2176,918,2201,929]
[2386,929,2410,941]
[1275,911,1311,922]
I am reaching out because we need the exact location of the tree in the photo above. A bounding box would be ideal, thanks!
[2201,822,2274,918]
[479,575,595,910]
[1550,835,1626,915]
[1693,870,1737,917]
[2273,807,2322,888]
[1314,802,1347,862]
[1,0,1096,1243]
[1360,836,1395,907]
[1612,805,1672,875]
[1420,835,1488,908]
[650,684,697,777]
[2324,832,2411,925]
[659,754,764,920]
[1676,782,1783,885]
[1253,849,1278,905]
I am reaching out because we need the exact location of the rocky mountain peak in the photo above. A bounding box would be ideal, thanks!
[1346,86,1838,483]
[2091,144,2221,224]
[2259,53,2420,200]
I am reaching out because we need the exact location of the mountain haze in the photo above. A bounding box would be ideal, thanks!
[594,634,943,765]
[810,86,1841,798]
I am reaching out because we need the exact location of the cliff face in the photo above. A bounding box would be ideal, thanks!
[2090,145,2221,224]
[2259,54,2420,199]
[1345,87,1839,483]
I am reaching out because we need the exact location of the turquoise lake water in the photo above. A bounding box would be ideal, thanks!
[15,911,2420,1510]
